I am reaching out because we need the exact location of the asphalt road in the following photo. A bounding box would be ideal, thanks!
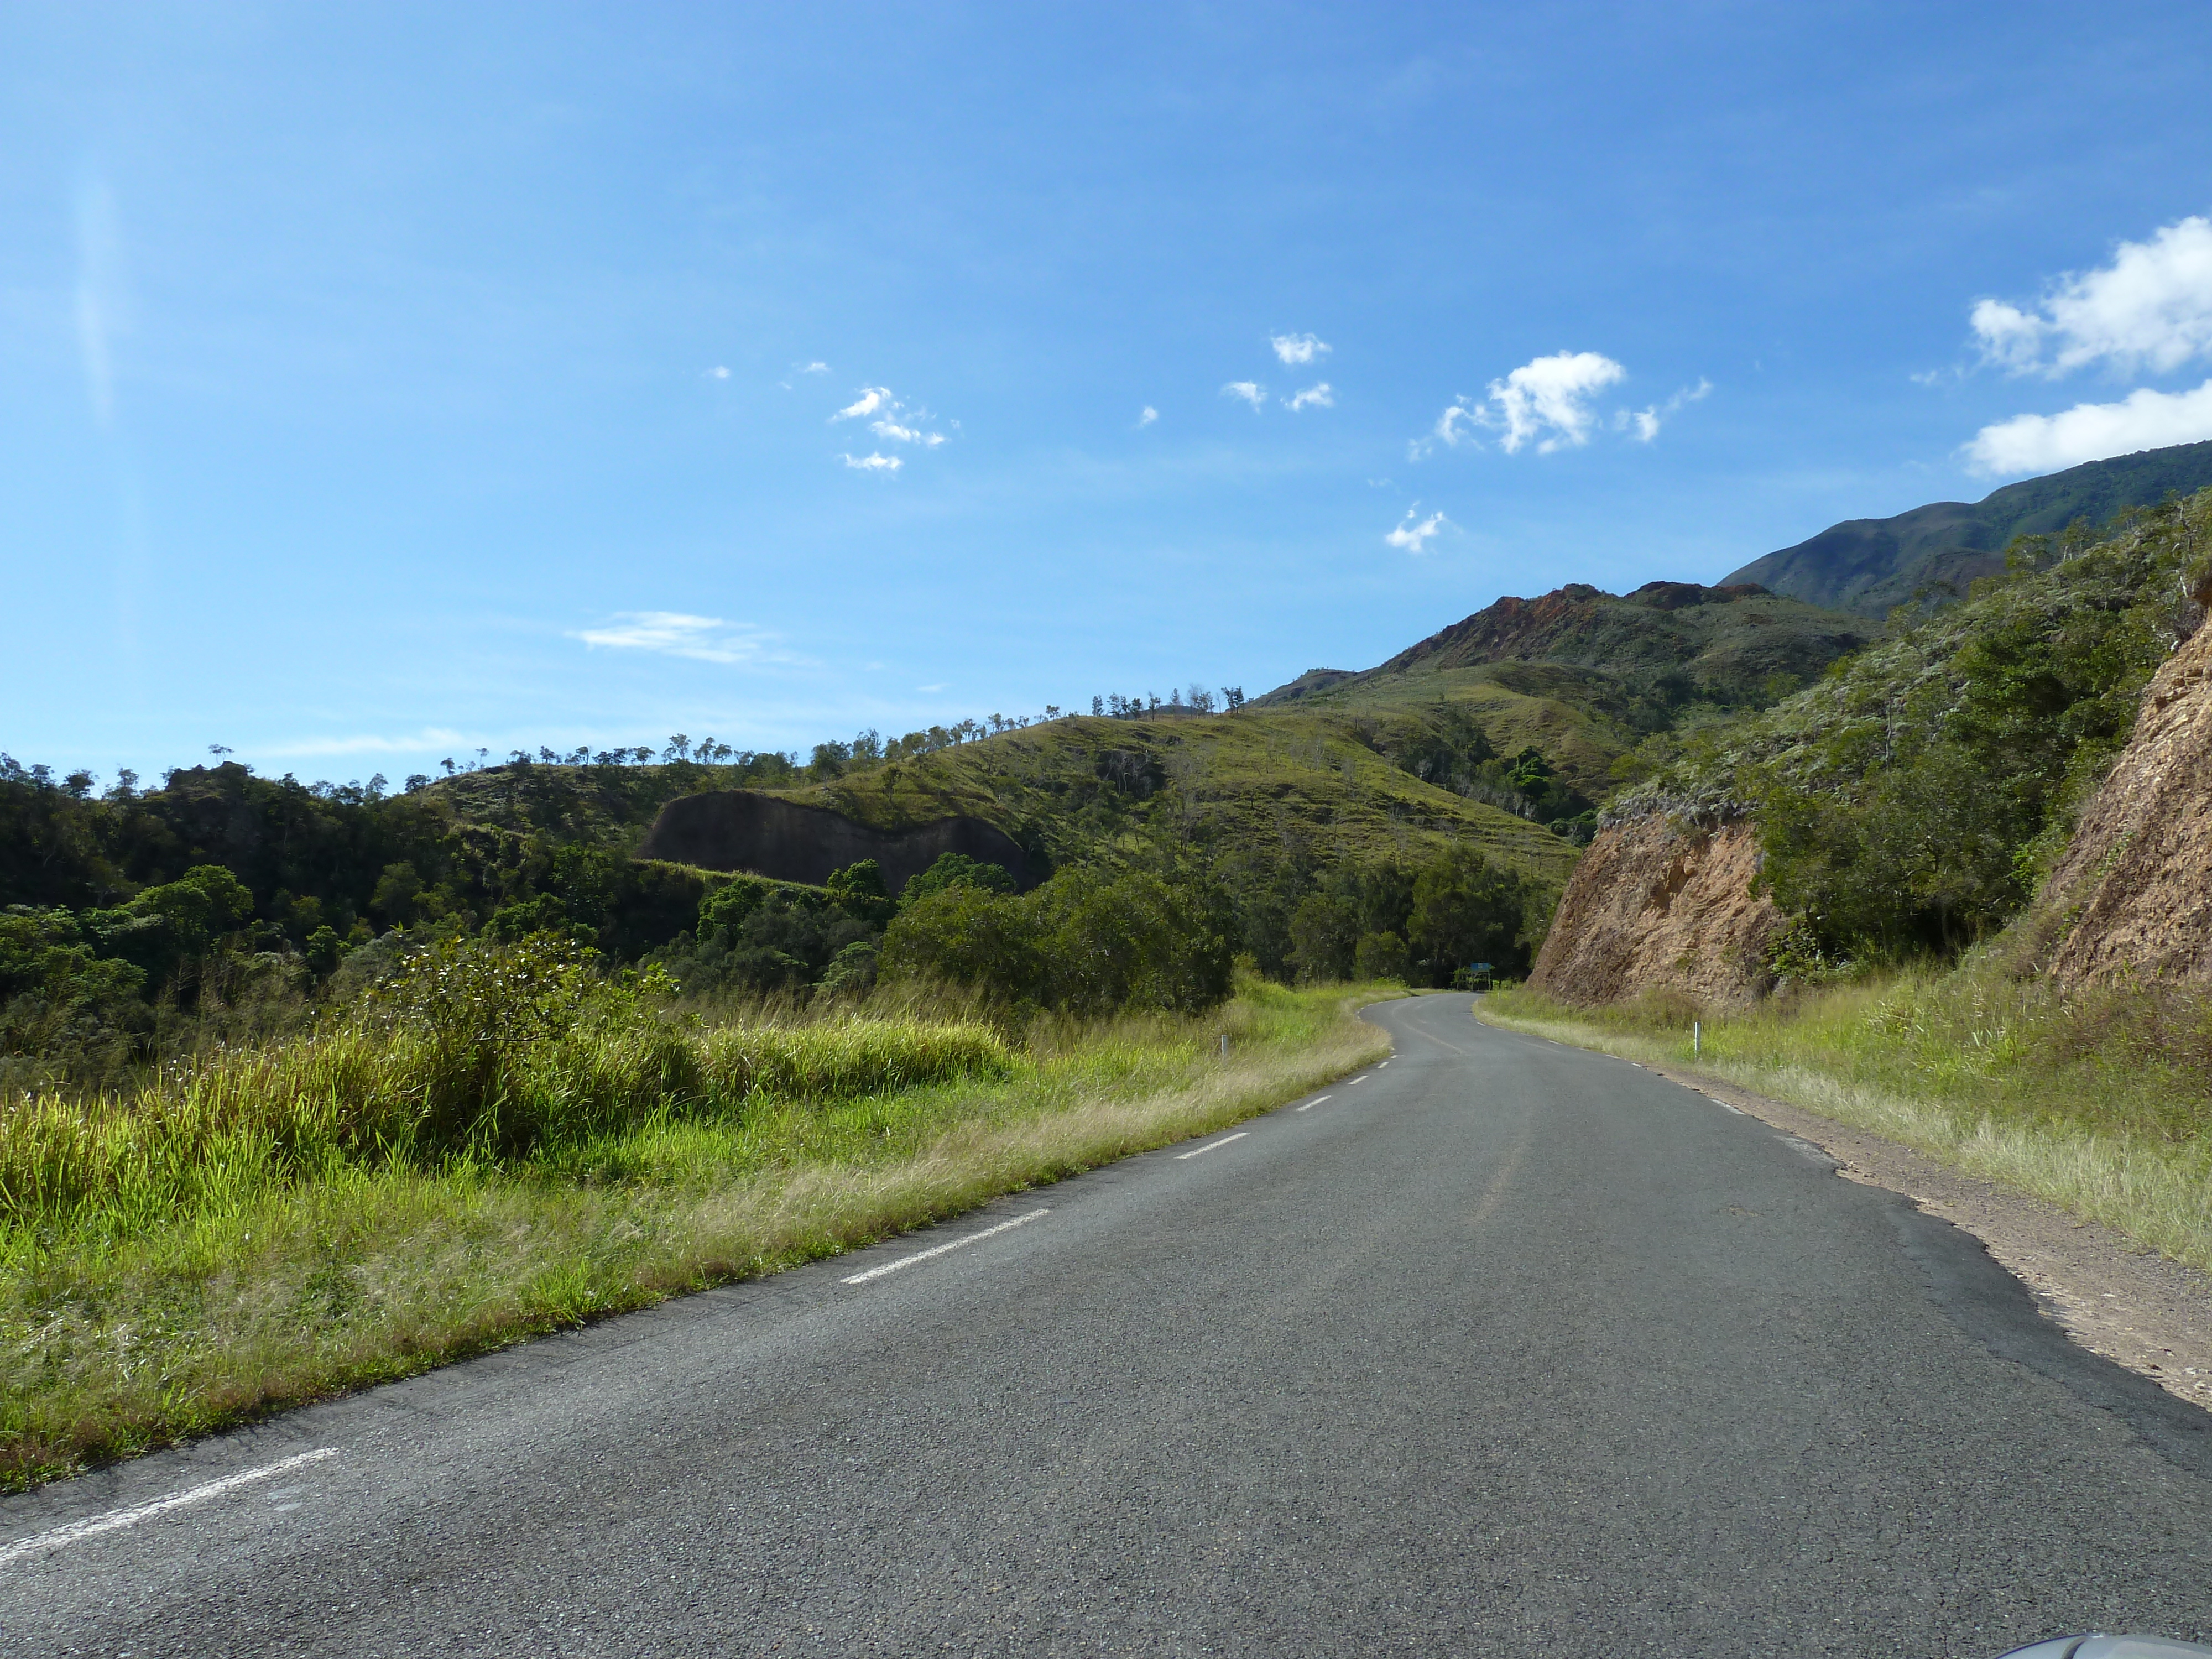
[6,994,2211,1657]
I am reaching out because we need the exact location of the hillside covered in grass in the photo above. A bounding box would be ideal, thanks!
[1246,580,1874,797]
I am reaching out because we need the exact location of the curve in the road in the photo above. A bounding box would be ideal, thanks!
[4,994,2208,1657]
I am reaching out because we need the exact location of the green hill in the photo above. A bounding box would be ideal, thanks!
[1724,441,2212,617]
[1249,580,1873,797]
[775,706,1581,881]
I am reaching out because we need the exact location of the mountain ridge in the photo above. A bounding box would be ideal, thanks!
[1724,440,2212,615]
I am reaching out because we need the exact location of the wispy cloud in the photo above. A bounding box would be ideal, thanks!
[75,177,127,429]
[1138,405,1159,427]
[1410,399,1480,460]
[1284,382,1334,412]
[1972,217,2212,378]
[797,361,830,374]
[1270,332,1331,366]
[1222,381,1266,410]
[841,452,903,474]
[870,419,944,447]
[707,365,730,380]
[262,727,475,758]
[570,611,782,663]
[1385,504,1449,555]
[832,385,946,450]
[1963,378,2212,476]
[1616,377,1712,442]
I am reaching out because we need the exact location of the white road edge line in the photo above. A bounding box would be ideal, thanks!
[1175,1131,1249,1161]
[0,1447,338,1568]
[1709,1096,1746,1115]
[1295,1094,1333,1113]
[1349,1076,1366,1085]
[841,1208,1051,1285]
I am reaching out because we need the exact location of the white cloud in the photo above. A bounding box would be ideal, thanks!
[1385,504,1449,555]
[1138,405,1159,426]
[1284,382,1334,412]
[571,612,773,664]
[1962,377,2212,476]
[1971,217,2212,378]
[1485,351,1625,452]
[798,361,830,374]
[870,419,944,446]
[841,452,903,473]
[1270,332,1332,366]
[708,365,730,380]
[1616,377,1712,442]
[831,385,946,448]
[1222,381,1266,410]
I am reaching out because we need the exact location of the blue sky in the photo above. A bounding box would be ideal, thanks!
[9,3,2212,784]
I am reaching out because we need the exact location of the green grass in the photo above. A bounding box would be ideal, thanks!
[0,980,1394,1490]
[1482,969,2212,1276]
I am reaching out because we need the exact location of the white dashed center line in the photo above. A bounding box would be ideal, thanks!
[0,1447,338,1567]
[1349,1076,1366,1086]
[1175,1131,1249,1161]
[1295,1094,1333,1113]
[841,1209,1051,1285]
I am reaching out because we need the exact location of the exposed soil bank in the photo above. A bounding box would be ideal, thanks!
[2039,599,2212,987]
[1528,815,1782,1007]
[639,791,1032,892]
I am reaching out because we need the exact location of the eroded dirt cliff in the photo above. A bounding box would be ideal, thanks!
[1528,815,1783,1006]
[2039,607,2212,987]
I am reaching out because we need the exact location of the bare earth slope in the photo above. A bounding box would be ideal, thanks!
[1528,815,1783,1006]
[2042,597,2212,986]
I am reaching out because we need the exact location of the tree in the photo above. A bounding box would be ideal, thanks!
[1288,890,1358,983]
[1407,846,1536,982]
[899,852,1016,908]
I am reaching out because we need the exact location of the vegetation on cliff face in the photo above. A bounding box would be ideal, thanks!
[1611,489,2212,963]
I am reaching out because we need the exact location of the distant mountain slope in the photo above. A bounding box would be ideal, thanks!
[1725,441,2212,616]
[1250,581,1872,794]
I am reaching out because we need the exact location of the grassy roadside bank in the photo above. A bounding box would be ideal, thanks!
[1,979,1395,1490]
[1480,977,2212,1279]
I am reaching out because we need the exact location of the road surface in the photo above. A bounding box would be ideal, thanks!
[4,993,2209,1656]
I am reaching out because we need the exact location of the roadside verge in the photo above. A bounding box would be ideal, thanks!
[3,985,1396,1490]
